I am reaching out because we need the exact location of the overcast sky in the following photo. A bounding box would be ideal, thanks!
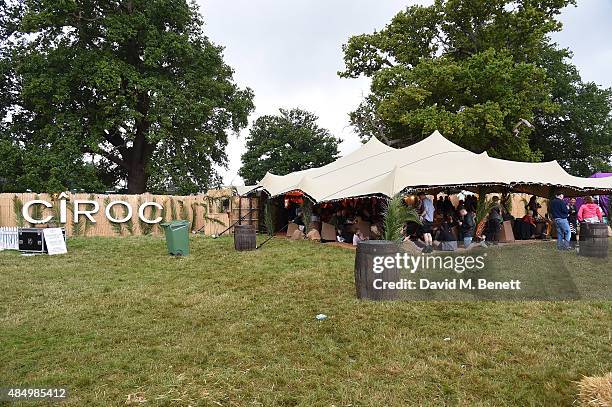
[198,0,612,186]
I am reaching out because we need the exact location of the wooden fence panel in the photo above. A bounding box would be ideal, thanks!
[0,192,258,237]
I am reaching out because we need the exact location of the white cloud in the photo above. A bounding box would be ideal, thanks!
[553,0,612,88]
[199,0,612,186]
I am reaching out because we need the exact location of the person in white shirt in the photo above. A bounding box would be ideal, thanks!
[352,228,367,246]
[417,192,435,253]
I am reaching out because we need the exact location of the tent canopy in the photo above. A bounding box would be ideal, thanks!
[242,131,612,202]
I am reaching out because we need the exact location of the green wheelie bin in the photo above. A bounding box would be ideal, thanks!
[160,220,190,256]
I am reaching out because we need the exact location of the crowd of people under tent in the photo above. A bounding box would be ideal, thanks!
[286,191,608,252]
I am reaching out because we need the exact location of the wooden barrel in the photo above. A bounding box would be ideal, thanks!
[234,225,256,251]
[578,223,608,258]
[354,240,401,301]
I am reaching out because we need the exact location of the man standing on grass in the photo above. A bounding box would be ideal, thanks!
[550,192,571,250]
[418,192,435,253]
[458,207,475,248]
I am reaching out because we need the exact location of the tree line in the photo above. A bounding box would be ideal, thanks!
[0,0,610,194]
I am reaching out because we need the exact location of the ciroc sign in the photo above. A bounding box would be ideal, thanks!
[22,192,163,225]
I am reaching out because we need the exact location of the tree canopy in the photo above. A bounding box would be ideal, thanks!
[531,46,612,175]
[0,0,254,194]
[340,0,612,175]
[239,108,340,185]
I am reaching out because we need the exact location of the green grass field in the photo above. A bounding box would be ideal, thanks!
[0,236,610,406]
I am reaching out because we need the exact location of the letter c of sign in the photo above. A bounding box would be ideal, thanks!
[22,200,53,224]
[138,202,163,224]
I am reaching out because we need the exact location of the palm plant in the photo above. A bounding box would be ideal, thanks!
[501,192,512,215]
[105,196,123,235]
[65,201,80,236]
[82,194,97,236]
[50,193,63,226]
[300,199,313,234]
[156,200,168,233]
[121,197,134,235]
[12,195,25,227]
[382,194,421,242]
[169,197,177,220]
[29,194,43,227]
[475,195,495,224]
[264,201,275,236]
[137,196,156,235]
[178,200,189,220]
[190,202,199,233]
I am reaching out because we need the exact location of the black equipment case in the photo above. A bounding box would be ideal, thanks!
[18,228,66,253]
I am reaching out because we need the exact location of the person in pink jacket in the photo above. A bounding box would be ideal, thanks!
[577,196,603,223]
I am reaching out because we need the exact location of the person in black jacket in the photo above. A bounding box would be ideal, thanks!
[485,196,503,245]
[292,206,304,226]
[550,192,571,250]
[458,207,475,248]
[443,196,455,216]
[437,215,457,251]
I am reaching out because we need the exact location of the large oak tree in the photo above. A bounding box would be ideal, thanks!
[340,0,612,175]
[0,0,254,193]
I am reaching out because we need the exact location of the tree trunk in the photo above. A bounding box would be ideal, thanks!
[121,86,151,194]
[126,107,152,194]
[127,162,147,194]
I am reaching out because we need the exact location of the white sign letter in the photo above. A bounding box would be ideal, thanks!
[138,202,163,224]
[22,200,53,224]
[74,200,99,223]
[59,192,69,223]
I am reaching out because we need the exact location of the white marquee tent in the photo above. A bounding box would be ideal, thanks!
[237,131,612,202]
